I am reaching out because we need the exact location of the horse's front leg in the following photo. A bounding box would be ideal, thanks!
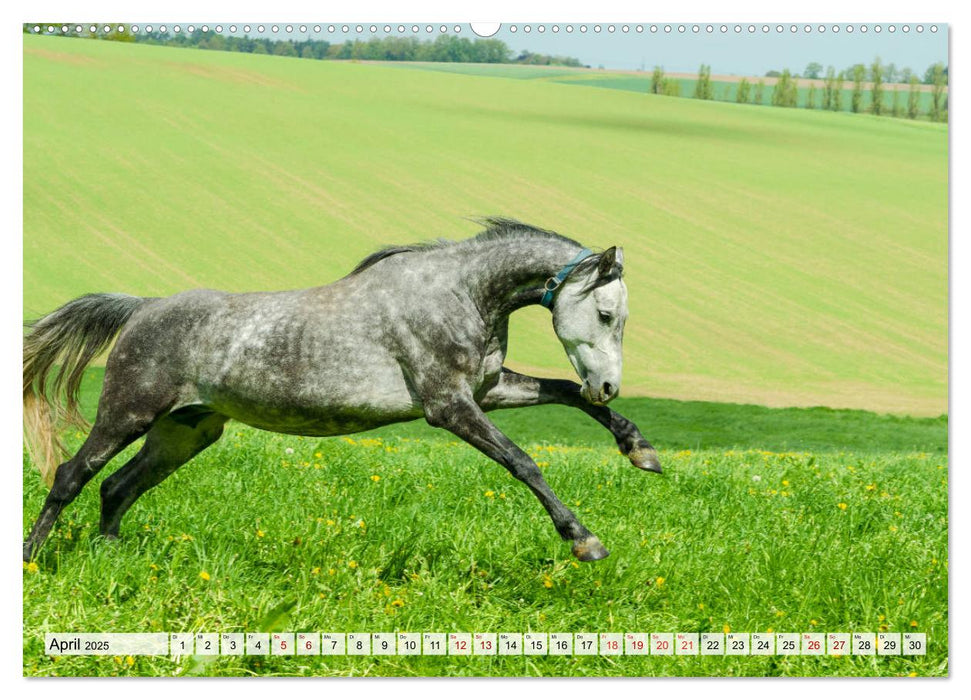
[477,368,662,473]
[425,394,610,561]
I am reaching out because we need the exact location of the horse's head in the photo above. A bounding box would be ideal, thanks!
[551,247,627,405]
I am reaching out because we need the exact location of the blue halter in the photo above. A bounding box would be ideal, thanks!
[540,248,594,310]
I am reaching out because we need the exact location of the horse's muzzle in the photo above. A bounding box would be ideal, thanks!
[581,381,618,405]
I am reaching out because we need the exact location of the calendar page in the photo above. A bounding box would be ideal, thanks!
[20,8,948,679]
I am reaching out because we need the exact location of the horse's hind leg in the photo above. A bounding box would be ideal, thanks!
[23,414,154,561]
[99,410,228,538]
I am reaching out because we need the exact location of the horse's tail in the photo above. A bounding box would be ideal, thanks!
[23,293,147,486]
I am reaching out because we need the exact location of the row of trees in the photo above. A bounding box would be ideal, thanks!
[655,59,948,122]
[25,24,587,67]
[800,60,947,86]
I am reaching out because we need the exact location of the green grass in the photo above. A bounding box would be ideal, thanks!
[23,36,947,415]
[23,373,948,677]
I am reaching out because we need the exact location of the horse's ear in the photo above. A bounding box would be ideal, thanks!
[598,246,622,277]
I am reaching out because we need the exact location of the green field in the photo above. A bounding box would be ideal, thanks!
[24,36,947,415]
[23,372,948,677]
[393,62,941,115]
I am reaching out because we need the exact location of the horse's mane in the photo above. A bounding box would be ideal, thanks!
[348,218,583,276]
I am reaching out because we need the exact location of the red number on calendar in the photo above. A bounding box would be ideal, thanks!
[607,640,618,650]
[808,640,820,651]
[305,641,312,650]
[481,640,493,650]
[631,640,644,650]
[833,639,845,650]
[657,640,670,651]
[456,640,467,650]
[681,640,693,650]
[281,640,287,650]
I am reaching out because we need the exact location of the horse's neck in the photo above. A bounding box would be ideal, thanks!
[464,239,586,322]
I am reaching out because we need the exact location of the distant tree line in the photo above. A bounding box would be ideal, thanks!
[651,59,947,122]
[785,60,947,86]
[23,24,587,67]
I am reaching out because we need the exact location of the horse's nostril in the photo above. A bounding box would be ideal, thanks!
[602,382,614,399]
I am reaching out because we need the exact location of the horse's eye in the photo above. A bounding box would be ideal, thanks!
[598,311,613,324]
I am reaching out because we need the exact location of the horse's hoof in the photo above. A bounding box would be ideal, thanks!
[572,536,610,562]
[23,543,35,563]
[628,445,662,473]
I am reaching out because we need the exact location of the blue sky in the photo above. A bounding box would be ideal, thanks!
[237,22,948,76]
[491,24,948,75]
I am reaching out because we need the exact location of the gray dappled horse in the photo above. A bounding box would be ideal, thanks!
[23,219,661,563]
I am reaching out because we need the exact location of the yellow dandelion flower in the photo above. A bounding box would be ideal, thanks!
[837,502,848,510]
[723,624,731,634]
[357,520,365,528]
[149,563,158,571]
[536,461,550,468]
[879,614,885,622]
[484,490,495,498]
[24,562,39,574]
[315,452,323,458]
[810,619,818,626]
[782,480,790,487]
[126,656,135,666]
[348,561,358,569]
[113,656,123,664]
[328,568,336,576]
[866,483,876,491]
[256,529,265,538]
[542,574,554,589]
[910,620,918,628]
[311,567,321,575]
[766,627,774,634]
[890,525,898,532]
[655,576,666,587]
[181,533,193,541]
[371,475,381,482]
[908,672,918,677]
[392,598,405,607]
[499,493,506,499]
[199,571,210,581]
[698,603,705,610]
[776,610,785,617]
